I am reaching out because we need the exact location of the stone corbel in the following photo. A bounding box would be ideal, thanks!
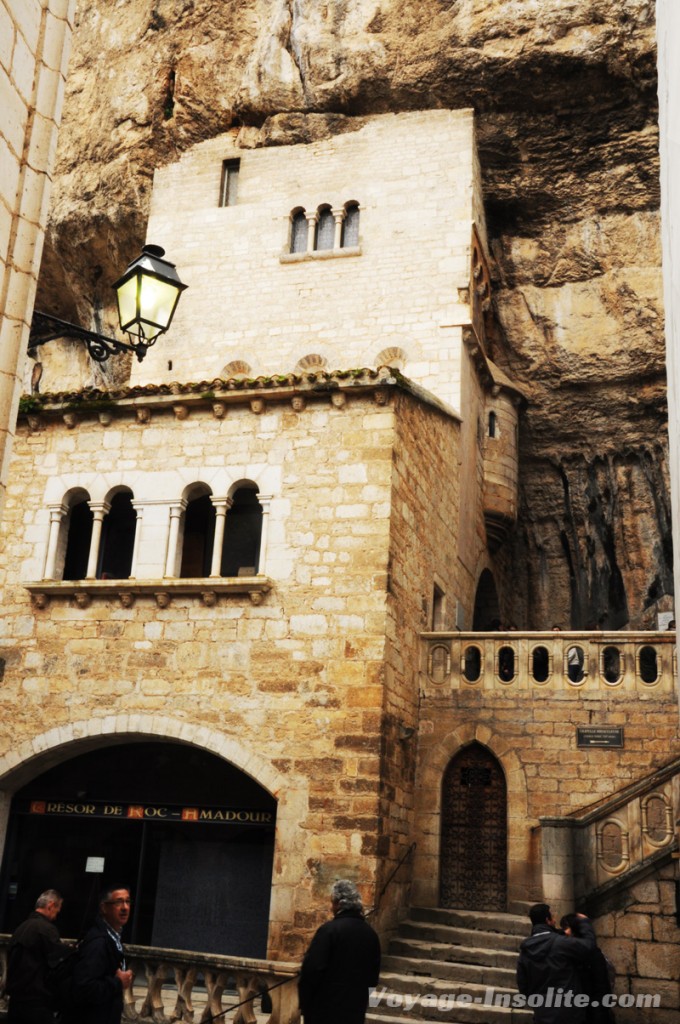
[74,592,91,609]
[62,412,78,429]
[331,392,346,409]
[155,592,171,608]
[201,591,217,607]
[249,591,264,605]
[212,402,226,419]
[31,592,49,610]
[250,398,265,415]
[173,404,189,420]
[373,389,389,406]
[119,591,135,608]
[291,395,306,412]
[136,407,151,424]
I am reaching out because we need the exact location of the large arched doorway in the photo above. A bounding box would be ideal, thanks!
[0,742,276,956]
[472,569,501,631]
[440,743,507,910]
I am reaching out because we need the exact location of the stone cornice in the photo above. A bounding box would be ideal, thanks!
[25,577,273,608]
[18,367,462,426]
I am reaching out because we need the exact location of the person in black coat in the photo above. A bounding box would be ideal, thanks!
[7,889,66,1024]
[66,886,133,1024]
[560,913,616,1024]
[516,903,596,1024]
[298,879,381,1024]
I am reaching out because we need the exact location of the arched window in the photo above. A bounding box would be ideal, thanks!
[531,645,550,683]
[498,645,515,683]
[98,490,137,579]
[341,202,360,247]
[180,491,215,578]
[221,486,263,576]
[290,209,307,254]
[463,645,482,683]
[62,497,93,581]
[472,569,500,631]
[314,205,334,251]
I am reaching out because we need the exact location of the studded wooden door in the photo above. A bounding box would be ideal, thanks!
[440,743,507,910]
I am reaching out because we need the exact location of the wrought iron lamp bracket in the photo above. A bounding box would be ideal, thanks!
[28,312,150,363]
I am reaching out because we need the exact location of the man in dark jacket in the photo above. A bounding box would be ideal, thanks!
[7,889,66,1023]
[298,879,381,1024]
[516,903,596,1023]
[67,886,133,1024]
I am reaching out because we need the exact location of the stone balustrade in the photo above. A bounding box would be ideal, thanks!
[421,630,676,694]
[538,756,680,917]
[0,938,301,1023]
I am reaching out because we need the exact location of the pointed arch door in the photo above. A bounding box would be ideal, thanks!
[440,743,507,910]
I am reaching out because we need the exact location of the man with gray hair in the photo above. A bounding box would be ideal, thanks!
[7,889,66,1023]
[298,879,381,1024]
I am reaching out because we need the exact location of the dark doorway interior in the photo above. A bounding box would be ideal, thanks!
[472,569,501,631]
[0,742,276,957]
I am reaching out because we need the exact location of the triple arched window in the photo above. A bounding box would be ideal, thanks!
[288,202,360,255]
[44,482,265,582]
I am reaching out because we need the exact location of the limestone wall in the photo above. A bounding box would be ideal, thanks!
[0,378,471,957]
[412,679,680,913]
[0,0,73,516]
[375,391,466,929]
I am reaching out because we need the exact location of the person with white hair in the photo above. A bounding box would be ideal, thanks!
[298,879,381,1024]
[7,889,66,1024]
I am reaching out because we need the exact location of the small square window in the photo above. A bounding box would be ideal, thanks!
[219,160,240,207]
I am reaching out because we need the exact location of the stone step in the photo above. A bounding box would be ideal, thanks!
[366,987,532,1023]
[382,953,517,989]
[379,972,516,1000]
[388,937,519,971]
[409,907,528,938]
[396,921,523,954]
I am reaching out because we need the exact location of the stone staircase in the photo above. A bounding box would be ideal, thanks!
[366,908,533,1024]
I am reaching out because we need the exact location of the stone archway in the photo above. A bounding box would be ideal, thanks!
[0,715,308,959]
[440,742,507,910]
[411,722,534,911]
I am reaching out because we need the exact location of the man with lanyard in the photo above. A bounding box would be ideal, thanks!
[68,886,133,1024]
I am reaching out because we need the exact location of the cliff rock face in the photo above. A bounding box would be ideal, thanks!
[34,0,669,627]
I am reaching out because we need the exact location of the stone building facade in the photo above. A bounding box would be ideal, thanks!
[0,109,678,1014]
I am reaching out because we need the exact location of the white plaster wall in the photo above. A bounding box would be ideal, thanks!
[133,110,481,413]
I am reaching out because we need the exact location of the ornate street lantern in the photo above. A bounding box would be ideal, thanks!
[29,244,187,363]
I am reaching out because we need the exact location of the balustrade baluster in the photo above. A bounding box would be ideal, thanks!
[201,970,228,1024]
[140,960,171,1022]
[233,971,260,1024]
[172,964,198,1022]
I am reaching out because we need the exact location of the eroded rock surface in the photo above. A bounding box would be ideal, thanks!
[35,0,669,627]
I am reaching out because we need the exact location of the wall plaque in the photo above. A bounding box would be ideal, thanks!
[576,726,624,748]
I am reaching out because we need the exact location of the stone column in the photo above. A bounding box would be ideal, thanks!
[43,502,68,579]
[209,497,231,577]
[129,503,144,578]
[538,817,575,922]
[164,501,185,577]
[332,208,345,250]
[85,502,110,579]
[0,1,75,522]
[305,212,318,253]
[257,495,273,575]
